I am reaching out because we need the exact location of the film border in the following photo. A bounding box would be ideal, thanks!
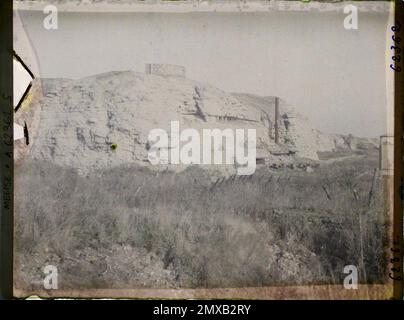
[2,0,404,300]
[393,0,404,301]
[0,0,14,301]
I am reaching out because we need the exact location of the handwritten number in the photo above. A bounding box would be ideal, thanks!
[390,64,401,72]
[393,35,401,44]
[391,23,402,72]
[389,273,403,281]
[392,22,402,32]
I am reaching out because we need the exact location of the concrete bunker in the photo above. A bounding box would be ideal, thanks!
[145,64,186,78]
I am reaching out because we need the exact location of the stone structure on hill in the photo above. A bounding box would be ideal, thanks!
[14,64,378,175]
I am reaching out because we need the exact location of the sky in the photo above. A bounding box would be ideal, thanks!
[17,10,390,137]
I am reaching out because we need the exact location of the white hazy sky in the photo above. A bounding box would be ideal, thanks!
[17,10,390,137]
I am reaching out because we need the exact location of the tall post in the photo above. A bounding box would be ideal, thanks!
[274,97,279,144]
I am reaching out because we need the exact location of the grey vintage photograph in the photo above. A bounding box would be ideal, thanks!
[12,0,394,299]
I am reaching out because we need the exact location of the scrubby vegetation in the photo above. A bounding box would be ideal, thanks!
[14,150,388,290]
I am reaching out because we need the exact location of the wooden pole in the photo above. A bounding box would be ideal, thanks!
[275,97,279,144]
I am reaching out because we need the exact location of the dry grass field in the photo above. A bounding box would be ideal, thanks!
[14,149,388,290]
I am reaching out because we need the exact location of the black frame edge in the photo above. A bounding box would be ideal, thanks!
[393,0,404,301]
[0,0,14,300]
